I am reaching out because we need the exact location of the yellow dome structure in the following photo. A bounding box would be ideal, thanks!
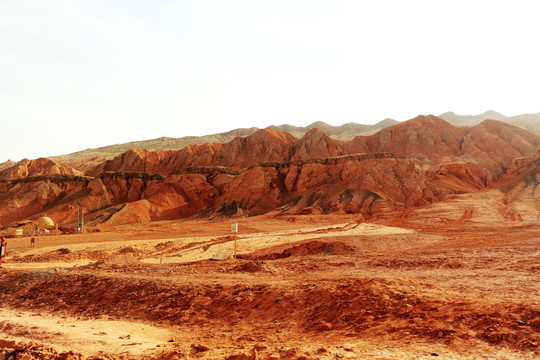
[37,216,55,231]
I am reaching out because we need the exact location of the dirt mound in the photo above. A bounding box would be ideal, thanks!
[0,215,539,359]
[0,271,537,356]
[80,254,143,270]
[228,260,275,273]
[0,339,86,360]
[369,257,465,270]
[10,249,110,263]
[115,246,146,257]
[242,241,355,261]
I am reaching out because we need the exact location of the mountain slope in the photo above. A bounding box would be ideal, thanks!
[50,128,259,161]
[78,116,540,180]
[504,113,540,135]
[487,151,540,221]
[0,158,83,180]
[291,128,345,161]
[438,110,507,126]
[45,111,539,165]
[52,120,399,163]
[0,154,449,227]
[461,120,540,175]
[2,115,540,229]
[346,115,465,165]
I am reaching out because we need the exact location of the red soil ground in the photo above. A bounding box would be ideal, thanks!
[0,192,539,359]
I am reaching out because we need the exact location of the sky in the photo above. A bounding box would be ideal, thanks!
[1,0,540,162]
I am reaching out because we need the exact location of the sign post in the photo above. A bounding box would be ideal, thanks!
[0,237,6,267]
[231,223,238,259]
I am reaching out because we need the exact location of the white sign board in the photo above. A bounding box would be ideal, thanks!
[231,223,238,233]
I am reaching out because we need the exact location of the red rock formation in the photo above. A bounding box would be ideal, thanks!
[345,116,539,177]
[0,158,83,180]
[0,160,15,171]
[1,115,539,228]
[346,115,464,164]
[215,154,449,219]
[291,128,345,161]
[209,128,298,168]
[56,156,106,175]
[217,166,282,216]
[0,154,450,227]
[87,149,174,177]
[106,129,299,176]
[157,143,226,175]
[76,116,540,183]
[482,151,540,222]
[426,162,495,193]
[460,120,540,176]
[0,175,86,225]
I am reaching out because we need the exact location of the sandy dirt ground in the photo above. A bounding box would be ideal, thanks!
[0,193,539,359]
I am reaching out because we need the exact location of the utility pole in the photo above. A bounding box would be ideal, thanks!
[231,223,238,259]
[77,202,85,233]
[81,205,84,232]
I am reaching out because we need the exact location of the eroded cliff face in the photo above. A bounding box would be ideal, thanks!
[426,162,495,193]
[346,115,465,163]
[1,115,539,228]
[0,158,84,180]
[489,151,540,223]
[0,155,448,227]
[290,128,345,161]
[87,149,174,177]
[268,155,448,217]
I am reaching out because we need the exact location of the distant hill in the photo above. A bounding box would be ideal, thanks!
[439,110,540,134]
[270,119,398,140]
[438,110,507,126]
[0,160,15,172]
[504,113,540,135]
[50,127,259,161]
[47,112,540,164]
[51,120,399,163]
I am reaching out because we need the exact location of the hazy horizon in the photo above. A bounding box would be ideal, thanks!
[3,109,538,163]
[2,1,540,162]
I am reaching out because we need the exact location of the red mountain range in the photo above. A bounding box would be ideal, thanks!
[1,115,539,229]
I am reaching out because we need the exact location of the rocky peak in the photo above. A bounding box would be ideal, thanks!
[249,128,298,143]
[306,121,333,131]
[0,160,16,171]
[291,129,344,161]
[480,110,506,119]
[0,157,83,180]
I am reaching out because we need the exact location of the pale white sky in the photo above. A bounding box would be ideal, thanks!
[1,0,539,162]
